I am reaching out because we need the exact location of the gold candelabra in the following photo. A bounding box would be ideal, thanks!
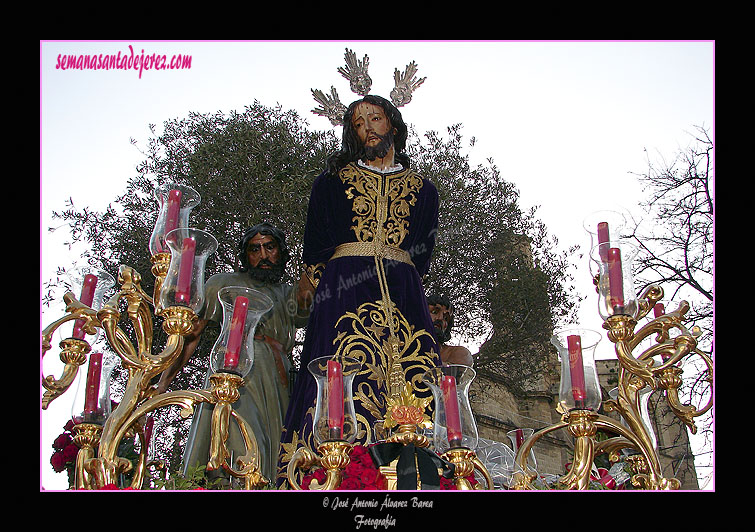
[41,184,269,490]
[41,262,268,489]
[510,225,713,490]
[44,193,705,492]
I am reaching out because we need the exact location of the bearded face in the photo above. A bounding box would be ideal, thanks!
[363,129,395,161]
[351,101,396,163]
[428,303,452,343]
[245,233,285,283]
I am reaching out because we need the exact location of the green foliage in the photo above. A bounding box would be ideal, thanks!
[152,463,226,491]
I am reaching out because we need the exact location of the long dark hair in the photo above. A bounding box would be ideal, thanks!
[326,94,410,174]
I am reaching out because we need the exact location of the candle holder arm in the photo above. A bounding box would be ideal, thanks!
[125,292,156,361]
[41,337,90,409]
[286,441,353,490]
[625,302,713,434]
[125,417,153,489]
[90,388,212,488]
[634,285,664,322]
[594,435,638,461]
[41,292,100,409]
[100,265,158,365]
[656,349,713,435]
[41,292,99,353]
[512,421,568,489]
[92,322,191,484]
[589,407,682,490]
[604,316,656,389]
[97,302,140,367]
[286,446,320,490]
[630,300,691,353]
[226,409,268,489]
[106,372,267,489]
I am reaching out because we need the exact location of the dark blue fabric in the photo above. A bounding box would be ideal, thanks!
[277,163,441,487]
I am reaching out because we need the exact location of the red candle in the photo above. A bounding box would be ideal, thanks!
[567,335,586,406]
[515,428,524,449]
[164,189,182,234]
[327,360,344,438]
[72,273,98,339]
[84,352,103,415]
[224,296,249,369]
[154,189,182,253]
[606,247,625,310]
[653,304,671,361]
[175,236,196,304]
[597,222,610,262]
[144,416,154,450]
[441,375,463,446]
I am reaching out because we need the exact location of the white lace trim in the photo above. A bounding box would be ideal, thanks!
[357,159,403,174]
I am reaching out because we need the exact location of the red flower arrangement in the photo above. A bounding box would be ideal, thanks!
[50,419,80,487]
[300,444,478,491]
[302,444,387,490]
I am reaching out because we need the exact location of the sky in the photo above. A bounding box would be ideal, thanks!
[40,40,715,491]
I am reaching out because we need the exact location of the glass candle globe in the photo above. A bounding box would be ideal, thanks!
[422,364,478,454]
[208,286,273,378]
[583,209,628,278]
[64,267,116,343]
[148,183,201,256]
[308,355,362,445]
[71,352,117,425]
[159,228,218,313]
[551,328,603,412]
[590,239,640,319]
[475,437,517,489]
[507,428,538,472]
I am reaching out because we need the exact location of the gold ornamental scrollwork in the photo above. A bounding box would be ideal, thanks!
[42,260,268,490]
[512,286,711,490]
[41,291,101,410]
[286,441,354,491]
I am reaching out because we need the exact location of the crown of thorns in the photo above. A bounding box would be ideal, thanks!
[311,48,426,126]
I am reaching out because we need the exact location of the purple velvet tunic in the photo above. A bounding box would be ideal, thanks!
[277,161,441,486]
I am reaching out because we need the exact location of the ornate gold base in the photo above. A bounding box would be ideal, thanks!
[287,440,354,490]
[442,446,493,490]
[71,422,102,490]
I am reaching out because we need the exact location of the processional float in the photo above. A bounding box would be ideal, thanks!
[42,49,712,491]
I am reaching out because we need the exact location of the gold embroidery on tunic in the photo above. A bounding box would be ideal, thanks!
[336,164,432,408]
[339,163,424,247]
[304,262,326,289]
[334,301,437,434]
